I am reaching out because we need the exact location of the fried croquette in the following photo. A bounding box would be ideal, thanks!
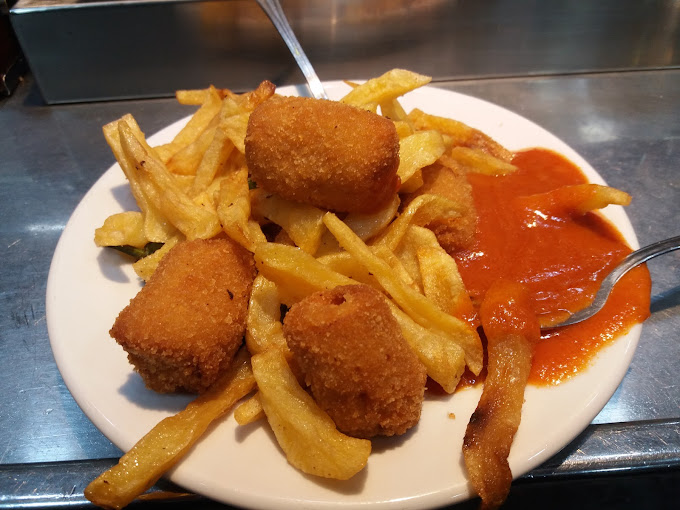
[283,284,427,438]
[245,96,401,214]
[110,237,256,394]
[406,162,478,252]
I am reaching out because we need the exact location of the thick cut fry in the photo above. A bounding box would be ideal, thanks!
[188,128,235,197]
[94,211,147,248]
[379,97,411,123]
[155,86,222,162]
[250,190,325,255]
[387,301,466,393]
[254,243,355,304]
[375,193,464,251]
[166,116,219,175]
[84,349,255,510]
[408,108,513,161]
[132,236,181,282]
[316,195,400,256]
[220,112,250,154]
[341,69,431,108]
[245,275,289,355]
[234,392,264,425]
[444,146,517,176]
[515,183,632,221]
[417,245,475,322]
[216,168,266,251]
[391,225,441,292]
[175,87,233,105]
[102,118,176,243]
[119,123,221,240]
[463,282,540,510]
[316,251,377,287]
[252,348,371,480]
[397,130,446,191]
[323,212,483,374]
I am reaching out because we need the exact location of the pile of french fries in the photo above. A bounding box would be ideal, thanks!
[89,69,631,509]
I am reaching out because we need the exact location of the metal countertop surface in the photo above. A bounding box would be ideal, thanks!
[1,68,679,508]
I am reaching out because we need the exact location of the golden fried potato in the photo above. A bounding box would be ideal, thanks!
[252,348,371,480]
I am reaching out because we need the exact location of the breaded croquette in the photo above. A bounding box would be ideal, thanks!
[110,237,256,394]
[245,96,401,214]
[406,162,478,252]
[283,284,426,438]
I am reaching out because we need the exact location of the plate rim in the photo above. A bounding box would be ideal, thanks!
[46,81,642,510]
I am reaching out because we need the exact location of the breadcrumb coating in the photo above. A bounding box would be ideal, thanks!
[406,163,478,252]
[110,237,256,394]
[283,284,426,438]
[245,96,400,213]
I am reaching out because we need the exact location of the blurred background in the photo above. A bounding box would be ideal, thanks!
[5,0,680,103]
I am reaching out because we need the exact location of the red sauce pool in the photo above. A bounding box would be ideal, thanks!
[454,148,651,385]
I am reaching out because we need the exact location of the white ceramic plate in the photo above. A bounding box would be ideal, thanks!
[46,82,642,510]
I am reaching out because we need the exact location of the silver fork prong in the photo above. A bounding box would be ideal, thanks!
[255,0,329,100]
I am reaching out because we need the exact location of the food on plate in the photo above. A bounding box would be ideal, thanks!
[85,348,255,510]
[244,95,400,213]
[109,236,256,393]
[252,348,371,480]
[463,281,540,510]
[454,149,651,385]
[283,284,427,438]
[89,68,651,508]
[404,162,478,252]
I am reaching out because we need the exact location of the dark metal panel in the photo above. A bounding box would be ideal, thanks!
[9,0,680,103]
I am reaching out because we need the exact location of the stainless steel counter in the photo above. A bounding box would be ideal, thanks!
[1,66,679,508]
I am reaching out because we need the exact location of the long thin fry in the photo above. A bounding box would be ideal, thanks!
[84,349,255,510]
[463,282,540,510]
[252,348,371,480]
[323,212,483,374]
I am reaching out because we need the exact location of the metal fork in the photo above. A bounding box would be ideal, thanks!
[255,0,329,100]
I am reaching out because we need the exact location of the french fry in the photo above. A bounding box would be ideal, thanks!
[166,116,219,175]
[102,119,176,243]
[316,251,377,287]
[132,236,181,282]
[408,108,513,161]
[245,275,289,355]
[84,348,255,510]
[118,123,222,240]
[417,245,475,322]
[323,212,483,375]
[463,282,540,510]
[175,87,233,105]
[379,97,411,123]
[250,190,325,255]
[94,211,147,248]
[154,86,222,163]
[515,183,631,218]
[316,195,400,256]
[375,194,464,251]
[397,130,446,192]
[341,69,431,108]
[445,146,517,176]
[253,242,355,304]
[220,112,250,154]
[252,348,371,480]
[188,128,235,198]
[387,301,466,393]
[234,392,265,425]
[216,168,266,251]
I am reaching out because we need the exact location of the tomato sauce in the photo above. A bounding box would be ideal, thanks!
[454,148,651,385]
